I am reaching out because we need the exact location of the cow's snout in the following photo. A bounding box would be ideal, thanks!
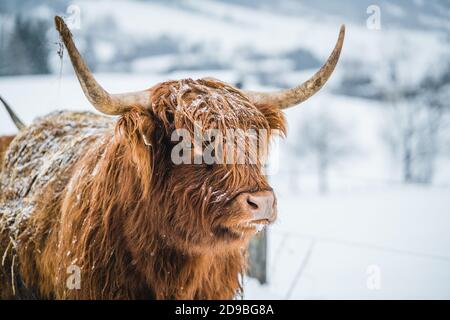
[237,190,276,223]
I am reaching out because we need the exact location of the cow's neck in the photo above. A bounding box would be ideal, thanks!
[141,241,245,299]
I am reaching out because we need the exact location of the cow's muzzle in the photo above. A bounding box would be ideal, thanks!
[236,190,277,225]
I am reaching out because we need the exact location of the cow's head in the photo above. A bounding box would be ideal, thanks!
[55,17,344,251]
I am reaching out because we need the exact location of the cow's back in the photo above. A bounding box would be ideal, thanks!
[0,111,113,298]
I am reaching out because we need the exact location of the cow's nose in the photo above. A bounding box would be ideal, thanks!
[237,190,276,223]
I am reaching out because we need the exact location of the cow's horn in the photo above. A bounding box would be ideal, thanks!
[54,16,151,115]
[245,25,345,110]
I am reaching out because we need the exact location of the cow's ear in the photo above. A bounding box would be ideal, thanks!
[137,110,156,148]
[116,107,156,188]
[255,103,287,136]
[116,107,156,147]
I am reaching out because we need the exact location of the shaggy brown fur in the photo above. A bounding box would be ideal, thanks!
[0,78,285,299]
[0,135,15,169]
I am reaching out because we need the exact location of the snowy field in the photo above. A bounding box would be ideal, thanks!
[246,186,450,299]
[1,74,449,299]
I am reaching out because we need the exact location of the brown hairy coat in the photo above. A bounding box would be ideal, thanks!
[0,135,15,169]
[0,78,285,299]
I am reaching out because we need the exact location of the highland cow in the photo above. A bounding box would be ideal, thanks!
[0,16,344,299]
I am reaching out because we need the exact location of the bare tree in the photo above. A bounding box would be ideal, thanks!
[1,15,50,76]
[293,110,355,193]
[381,60,450,184]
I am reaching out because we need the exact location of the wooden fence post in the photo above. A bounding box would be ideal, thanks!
[248,228,267,284]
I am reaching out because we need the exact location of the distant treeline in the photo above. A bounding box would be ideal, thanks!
[0,15,51,76]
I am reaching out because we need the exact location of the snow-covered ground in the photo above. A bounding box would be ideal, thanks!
[245,185,450,299]
[1,74,449,299]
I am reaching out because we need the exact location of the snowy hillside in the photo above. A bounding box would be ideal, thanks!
[3,0,449,90]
